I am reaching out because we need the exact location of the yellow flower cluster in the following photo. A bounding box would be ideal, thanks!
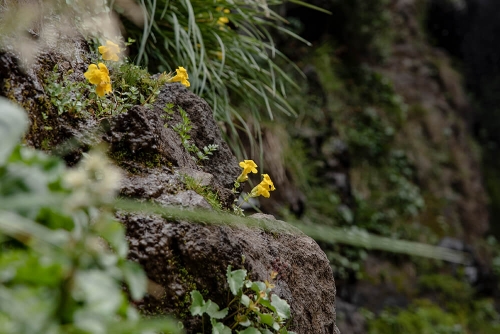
[237,160,258,182]
[236,160,276,199]
[249,174,276,198]
[84,63,111,97]
[168,66,191,87]
[98,40,121,61]
[84,40,121,97]
[216,7,230,29]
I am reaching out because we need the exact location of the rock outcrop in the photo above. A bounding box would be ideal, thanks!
[0,35,339,334]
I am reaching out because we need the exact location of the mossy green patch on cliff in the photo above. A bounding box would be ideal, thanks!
[2,77,61,150]
[108,146,164,174]
[164,257,211,321]
[182,174,223,211]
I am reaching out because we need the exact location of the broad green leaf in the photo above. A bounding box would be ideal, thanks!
[270,294,291,319]
[261,329,273,334]
[36,207,74,231]
[241,294,251,307]
[226,265,247,296]
[73,270,124,314]
[0,97,28,166]
[0,285,58,333]
[120,261,147,301]
[211,318,232,334]
[260,299,275,313]
[238,327,262,334]
[258,313,275,327]
[94,219,129,257]
[206,300,228,319]
[0,210,69,247]
[237,315,251,327]
[250,281,266,295]
[1,250,65,286]
[190,290,207,316]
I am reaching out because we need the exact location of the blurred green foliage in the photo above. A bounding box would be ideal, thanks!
[331,0,393,60]
[118,0,326,157]
[0,98,180,334]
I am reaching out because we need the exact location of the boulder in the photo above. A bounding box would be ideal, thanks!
[124,212,340,334]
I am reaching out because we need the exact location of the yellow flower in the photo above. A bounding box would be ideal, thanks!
[261,174,276,191]
[84,63,112,97]
[215,7,231,14]
[215,7,230,30]
[249,174,276,198]
[169,66,190,87]
[217,16,229,25]
[250,184,271,198]
[98,40,121,61]
[237,160,258,182]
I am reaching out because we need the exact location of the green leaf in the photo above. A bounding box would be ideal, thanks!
[190,290,207,316]
[93,219,129,257]
[206,300,228,319]
[241,294,251,307]
[0,98,28,166]
[211,318,232,334]
[260,299,275,313]
[73,270,124,314]
[238,327,262,334]
[226,265,247,295]
[270,294,291,319]
[0,210,69,247]
[120,261,147,301]
[0,250,65,286]
[279,328,296,334]
[258,313,275,327]
[251,281,266,295]
[237,315,251,327]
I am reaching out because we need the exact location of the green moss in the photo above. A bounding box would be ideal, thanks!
[166,257,199,320]
[108,145,164,173]
[182,175,223,211]
[41,138,51,151]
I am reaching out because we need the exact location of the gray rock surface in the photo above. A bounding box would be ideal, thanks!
[156,84,240,189]
[123,213,340,334]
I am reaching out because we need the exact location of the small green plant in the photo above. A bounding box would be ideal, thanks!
[165,103,219,164]
[112,62,169,107]
[183,174,223,211]
[190,265,295,334]
[45,66,91,115]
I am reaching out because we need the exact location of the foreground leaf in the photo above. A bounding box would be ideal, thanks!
[227,265,247,296]
[0,97,28,166]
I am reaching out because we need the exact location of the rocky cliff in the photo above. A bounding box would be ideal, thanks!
[0,35,339,333]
